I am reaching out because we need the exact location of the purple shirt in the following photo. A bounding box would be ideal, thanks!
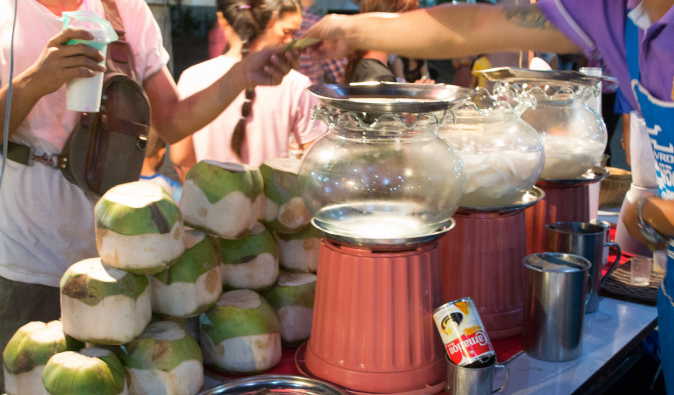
[538,0,674,111]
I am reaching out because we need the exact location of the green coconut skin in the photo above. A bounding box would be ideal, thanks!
[263,281,316,310]
[259,161,302,205]
[186,161,260,204]
[120,325,203,372]
[200,299,280,344]
[153,235,220,286]
[3,322,84,375]
[42,350,126,395]
[275,226,322,241]
[60,259,149,307]
[95,184,181,236]
[216,227,278,265]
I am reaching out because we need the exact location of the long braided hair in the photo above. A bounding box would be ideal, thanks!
[344,0,419,84]
[217,0,303,159]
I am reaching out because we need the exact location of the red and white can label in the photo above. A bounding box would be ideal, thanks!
[433,298,495,366]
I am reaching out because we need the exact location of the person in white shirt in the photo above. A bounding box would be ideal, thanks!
[170,0,327,169]
[0,1,296,387]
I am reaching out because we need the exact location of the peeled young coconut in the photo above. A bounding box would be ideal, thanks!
[217,223,279,291]
[3,321,84,395]
[259,158,313,234]
[179,160,263,239]
[95,181,185,275]
[60,258,151,345]
[275,226,322,273]
[252,168,267,222]
[150,230,223,317]
[42,348,128,395]
[199,290,281,373]
[263,273,316,345]
[120,321,203,395]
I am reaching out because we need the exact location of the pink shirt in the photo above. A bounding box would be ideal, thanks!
[177,56,328,167]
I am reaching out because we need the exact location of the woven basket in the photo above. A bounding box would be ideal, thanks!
[599,167,632,209]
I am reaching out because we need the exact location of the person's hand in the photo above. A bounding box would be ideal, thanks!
[414,76,435,84]
[27,28,106,96]
[304,14,355,60]
[623,196,668,251]
[237,47,296,89]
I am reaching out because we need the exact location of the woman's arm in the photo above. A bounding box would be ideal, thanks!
[306,4,579,60]
[143,48,295,144]
[169,134,197,169]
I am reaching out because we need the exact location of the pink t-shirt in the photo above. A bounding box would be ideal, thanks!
[177,56,328,167]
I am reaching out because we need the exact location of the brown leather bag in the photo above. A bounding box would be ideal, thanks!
[60,0,150,197]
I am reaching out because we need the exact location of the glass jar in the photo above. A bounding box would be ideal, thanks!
[299,107,466,241]
[497,82,607,180]
[439,88,544,207]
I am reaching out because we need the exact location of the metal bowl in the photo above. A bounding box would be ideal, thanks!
[478,67,616,86]
[458,186,545,213]
[311,217,456,250]
[198,375,346,395]
[307,82,474,113]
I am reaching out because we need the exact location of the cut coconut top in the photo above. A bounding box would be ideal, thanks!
[184,229,206,249]
[29,322,65,344]
[138,321,186,341]
[216,289,262,310]
[79,348,114,359]
[203,160,256,173]
[263,158,301,174]
[50,351,102,370]
[69,258,128,282]
[278,273,317,287]
[104,182,167,208]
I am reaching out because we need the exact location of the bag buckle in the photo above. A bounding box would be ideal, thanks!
[31,153,65,169]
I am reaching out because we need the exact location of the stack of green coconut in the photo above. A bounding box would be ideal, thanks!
[3,159,320,394]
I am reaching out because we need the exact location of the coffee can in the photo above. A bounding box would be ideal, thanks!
[432,297,495,366]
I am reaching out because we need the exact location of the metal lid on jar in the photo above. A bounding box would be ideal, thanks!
[198,375,346,395]
[307,82,474,113]
[478,67,616,87]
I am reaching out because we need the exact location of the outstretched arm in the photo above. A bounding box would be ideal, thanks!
[306,4,579,60]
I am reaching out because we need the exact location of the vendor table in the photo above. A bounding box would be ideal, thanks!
[499,297,657,395]
[201,296,657,395]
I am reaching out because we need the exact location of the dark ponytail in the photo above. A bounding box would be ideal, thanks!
[217,0,302,159]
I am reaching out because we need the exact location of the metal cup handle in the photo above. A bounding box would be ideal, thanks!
[600,241,622,287]
[585,271,594,306]
[492,364,510,393]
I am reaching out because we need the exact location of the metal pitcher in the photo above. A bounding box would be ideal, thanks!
[522,253,592,362]
[545,221,621,313]
[446,356,509,395]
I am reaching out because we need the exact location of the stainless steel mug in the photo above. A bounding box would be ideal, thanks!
[446,356,509,395]
[545,221,621,313]
[522,253,592,362]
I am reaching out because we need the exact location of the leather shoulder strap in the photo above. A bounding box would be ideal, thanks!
[100,0,125,32]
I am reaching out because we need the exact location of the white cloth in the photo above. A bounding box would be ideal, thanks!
[177,56,327,167]
[0,0,169,287]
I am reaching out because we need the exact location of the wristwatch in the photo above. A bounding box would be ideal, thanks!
[636,196,667,244]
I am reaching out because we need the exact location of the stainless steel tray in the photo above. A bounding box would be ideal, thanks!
[307,82,474,113]
[199,375,346,395]
[478,67,617,86]
[537,166,609,186]
[458,186,545,213]
[311,217,456,249]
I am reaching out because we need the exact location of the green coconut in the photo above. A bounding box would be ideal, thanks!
[259,158,313,233]
[120,321,203,395]
[179,160,263,239]
[150,315,200,343]
[199,290,281,373]
[42,348,128,395]
[3,321,84,395]
[252,168,267,222]
[95,181,185,275]
[217,223,279,291]
[263,273,316,345]
[150,230,223,317]
[275,226,322,273]
[60,258,151,345]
